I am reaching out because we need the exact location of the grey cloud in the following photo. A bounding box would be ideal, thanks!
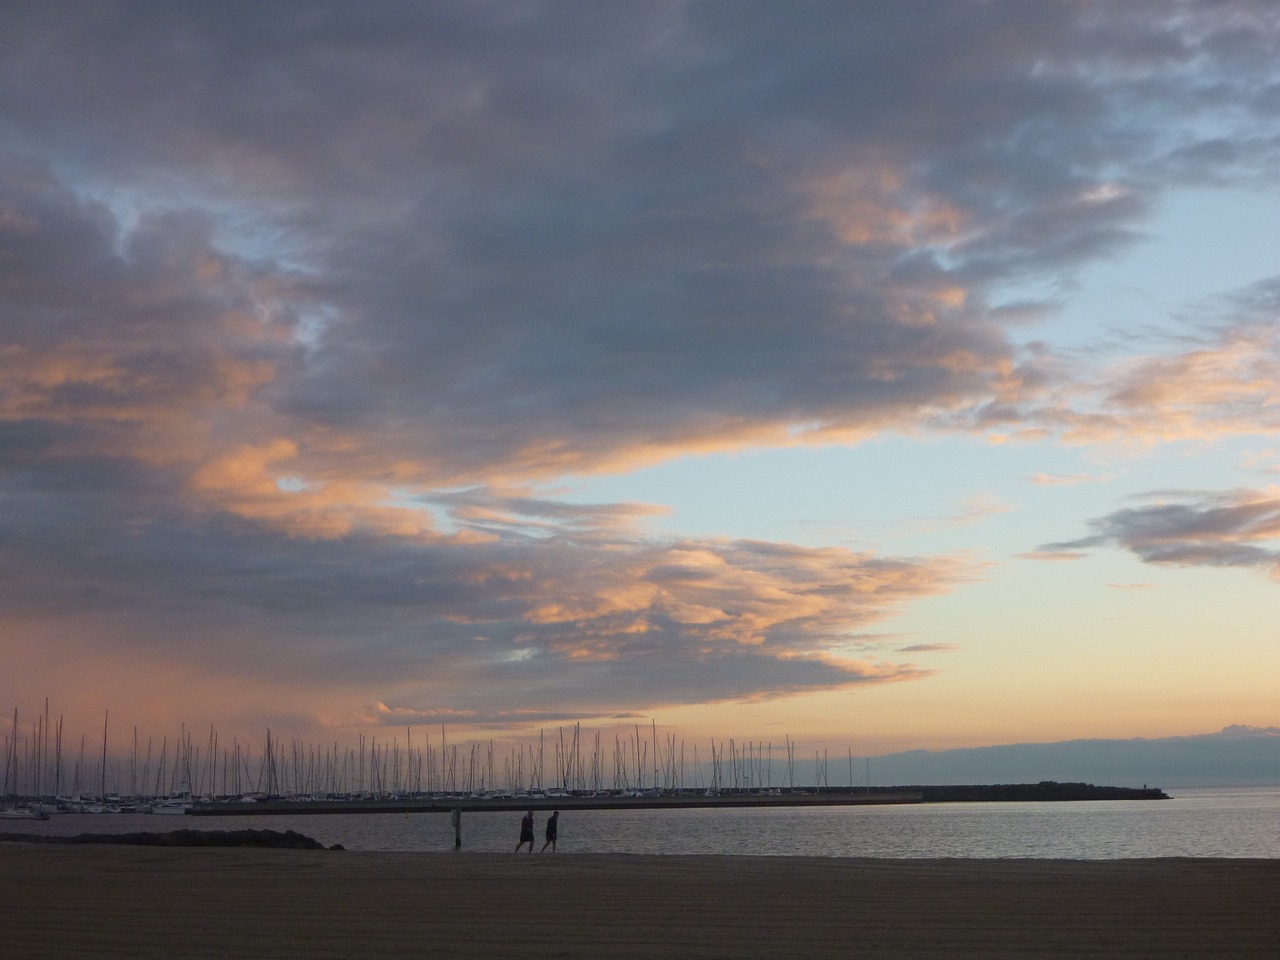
[366,707,646,731]
[0,159,300,450]
[1042,490,1280,578]
[429,488,667,540]
[4,3,1277,481]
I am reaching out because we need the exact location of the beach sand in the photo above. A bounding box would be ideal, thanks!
[2,845,1276,958]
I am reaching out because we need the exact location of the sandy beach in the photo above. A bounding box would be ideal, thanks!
[2,845,1276,959]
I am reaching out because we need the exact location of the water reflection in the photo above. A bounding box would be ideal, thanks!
[5,788,1278,859]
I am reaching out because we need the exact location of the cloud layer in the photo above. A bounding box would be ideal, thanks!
[2,1,1278,736]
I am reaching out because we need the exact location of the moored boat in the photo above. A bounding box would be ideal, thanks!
[148,797,191,815]
[0,806,50,820]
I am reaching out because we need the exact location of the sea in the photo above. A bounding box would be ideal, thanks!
[4,786,1277,859]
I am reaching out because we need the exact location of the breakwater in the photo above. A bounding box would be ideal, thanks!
[189,781,1166,816]
[191,789,920,816]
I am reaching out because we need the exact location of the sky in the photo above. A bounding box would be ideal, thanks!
[1,1,1278,766]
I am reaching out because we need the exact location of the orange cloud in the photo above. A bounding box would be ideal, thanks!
[527,540,975,665]
[807,162,969,250]
[1031,471,1116,486]
[1040,323,1280,446]
[1017,549,1087,561]
[189,439,438,539]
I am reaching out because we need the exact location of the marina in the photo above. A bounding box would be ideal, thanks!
[1,703,1172,822]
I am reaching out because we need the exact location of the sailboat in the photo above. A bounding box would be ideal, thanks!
[2,707,50,819]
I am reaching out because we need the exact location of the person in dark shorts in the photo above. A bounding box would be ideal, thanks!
[515,810,535,852]
[541,810,559,852]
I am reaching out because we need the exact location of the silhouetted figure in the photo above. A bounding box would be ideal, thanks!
[541,810,559,852]
[515,810,535,852]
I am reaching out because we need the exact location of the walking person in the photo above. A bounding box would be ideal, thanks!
[541,810,559,852]
[515,810,535,853]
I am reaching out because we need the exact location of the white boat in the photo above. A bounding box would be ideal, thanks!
[147,799,190,815]
[0,806,50,821]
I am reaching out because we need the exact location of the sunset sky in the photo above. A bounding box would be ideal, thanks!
[2,1,1278,763]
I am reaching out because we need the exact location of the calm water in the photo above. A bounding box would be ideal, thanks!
[6,787,1278,859]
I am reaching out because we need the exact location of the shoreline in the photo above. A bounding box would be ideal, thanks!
[3,846,1276,958]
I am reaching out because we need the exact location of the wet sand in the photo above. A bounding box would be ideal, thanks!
[2,845,1276,958]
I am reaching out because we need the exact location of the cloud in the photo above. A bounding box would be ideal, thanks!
[0,425,976,726]
[895,494,1013,537]
[1081,317,1280,443]
[356,703,643,731]
[1219,724,1280,738]
[1241,448,1280,474]
[0,162,292,432]
[991,282,1280,447]
[3,2,1280,735]
[1031,472,1117,487]
[0,127,985,730]
[5,3,1278,483]
[1017,550,1087,562]
[1042,487,1280,579]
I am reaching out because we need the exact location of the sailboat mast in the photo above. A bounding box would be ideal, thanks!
[100,710,108,800]
[4,708,16,799]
